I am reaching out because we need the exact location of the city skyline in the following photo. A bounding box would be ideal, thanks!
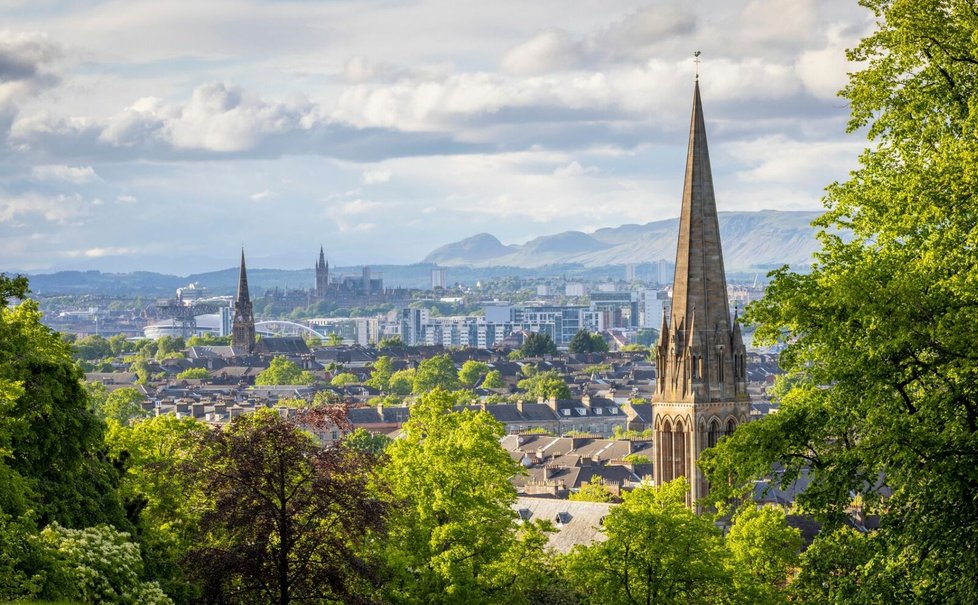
[0,0,870,273]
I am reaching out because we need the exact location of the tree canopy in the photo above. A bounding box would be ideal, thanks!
[567,329,609,354]
[254,356,315,386]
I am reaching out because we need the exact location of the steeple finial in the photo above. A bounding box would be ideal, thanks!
[693,51,701,80]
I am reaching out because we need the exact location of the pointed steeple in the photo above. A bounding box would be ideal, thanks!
[654,80,747,403]
[232,248,255,354]
[236,248,250,304]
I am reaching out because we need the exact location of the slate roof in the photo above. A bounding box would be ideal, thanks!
[513,497,611,553]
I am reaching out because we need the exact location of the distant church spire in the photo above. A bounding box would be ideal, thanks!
[315,246,329,300]
[651,80,750,505]
[232,248,256,354]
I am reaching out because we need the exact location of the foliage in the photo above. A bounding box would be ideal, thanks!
[412,354,461,394]
[254,356,315,386]
[185,334,230,347]
[72,335,112,361]
[567,329,608,354]
[700,1,978,600]
[342,427,392,456]
[381,388,533,604]
[621,453,650,465]
[568,477,615,503]
[481,369,505,389]
[325,332,343,346]
[388,368,415,396]
[378,335,404,349]
[153,337,185,360]
[367,355,395,391]
[39,523,172,605]
[183,407,386,604]
[98,387,148,425]
[563,479,728,605]
[0,274,127,529]
[174,368,209,380]
[517,369,571,400]
[330,372,358,386]
[518,331,557,357]
[457,360,489,388]
[725,506,802,605]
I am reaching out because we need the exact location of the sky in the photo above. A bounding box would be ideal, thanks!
[0,0,874,275]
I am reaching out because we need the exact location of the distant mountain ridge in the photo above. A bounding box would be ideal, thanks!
[423,210,825,270]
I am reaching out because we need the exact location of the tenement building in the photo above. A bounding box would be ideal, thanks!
[652,80,751,504]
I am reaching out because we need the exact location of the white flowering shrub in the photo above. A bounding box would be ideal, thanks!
[39,523,173,605]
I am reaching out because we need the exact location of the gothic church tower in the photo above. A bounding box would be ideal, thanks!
[315,246,329,300]
[232,249,256,354]
[652,80,750,504]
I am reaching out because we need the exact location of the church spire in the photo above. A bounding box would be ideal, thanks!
[232,248,256,354]
[236,248,250,304]
[654,80,747,403]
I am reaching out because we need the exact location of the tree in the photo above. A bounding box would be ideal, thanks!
[154,336,185,360]
[99,387,148,425]
[39,522,172,605]
[388,368,415,396]
[254,356,315,386]
[325,332,343,346]
[342,428,391,456]
[0,274,127,529]
[175,367,209,380]
[567,329,608,354]
[367,355,395,391]
[481,369,505,389]
[458,360,489,388]
[699,2,978,601]
[412,354,461,394]
[725,506,801,605]
[517,369,571,400]
[519,332,557,357]
[568,476,615,503]
[183,408,386,604]
[330,372,358,386]
[73,334,113,361]
[381,388,533,604]
[378,335,404,349]
[563,479,729,605]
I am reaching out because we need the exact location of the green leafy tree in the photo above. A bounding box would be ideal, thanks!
[73,334,113,361]
[388,368,415,396]
[699,2,978,601]
[381,388,534,604]
[254,356,315,385]
[458,360,489,388]
[481,369,505,389]
[99,387,148,425]
[342,428,391,455]
[330,372,358,386]
[107,333,136,356]
[175,367,209,380]
[0,274,127,529]
[567,329,608,354]
[563,479,729,605]
[517,369,571,400]
[325,332,343,346]
[39,523,172,605]
[378,335,404,349]
[568,476,615,503]
[154,336,185,360]
[725,506,802,605]
[519,331,557,357]
[367,355,395,391]
[185,333,230,346]
[412,354,461,394]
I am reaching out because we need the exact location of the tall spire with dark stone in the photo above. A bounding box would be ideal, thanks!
[654,81,748,404]
[232,248,256,354]
[315,246,329,300]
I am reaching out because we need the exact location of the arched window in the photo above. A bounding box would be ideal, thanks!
[725,418,737,437]
[708,418,721,448]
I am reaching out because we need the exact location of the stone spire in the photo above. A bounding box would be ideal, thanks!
[315,246,329,300]
[232,248,255,354]
[654,81,748,403]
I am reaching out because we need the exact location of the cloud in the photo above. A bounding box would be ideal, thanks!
[0,30,62,105]
[30,164,98,183]
[249,189,275,201]
[116,194,137,203]
[362,169,391,184]
[553,161,599,177]
[340,199,383,215]
[0,191,86,223]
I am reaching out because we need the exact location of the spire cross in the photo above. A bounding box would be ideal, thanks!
[693,51,701,79]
